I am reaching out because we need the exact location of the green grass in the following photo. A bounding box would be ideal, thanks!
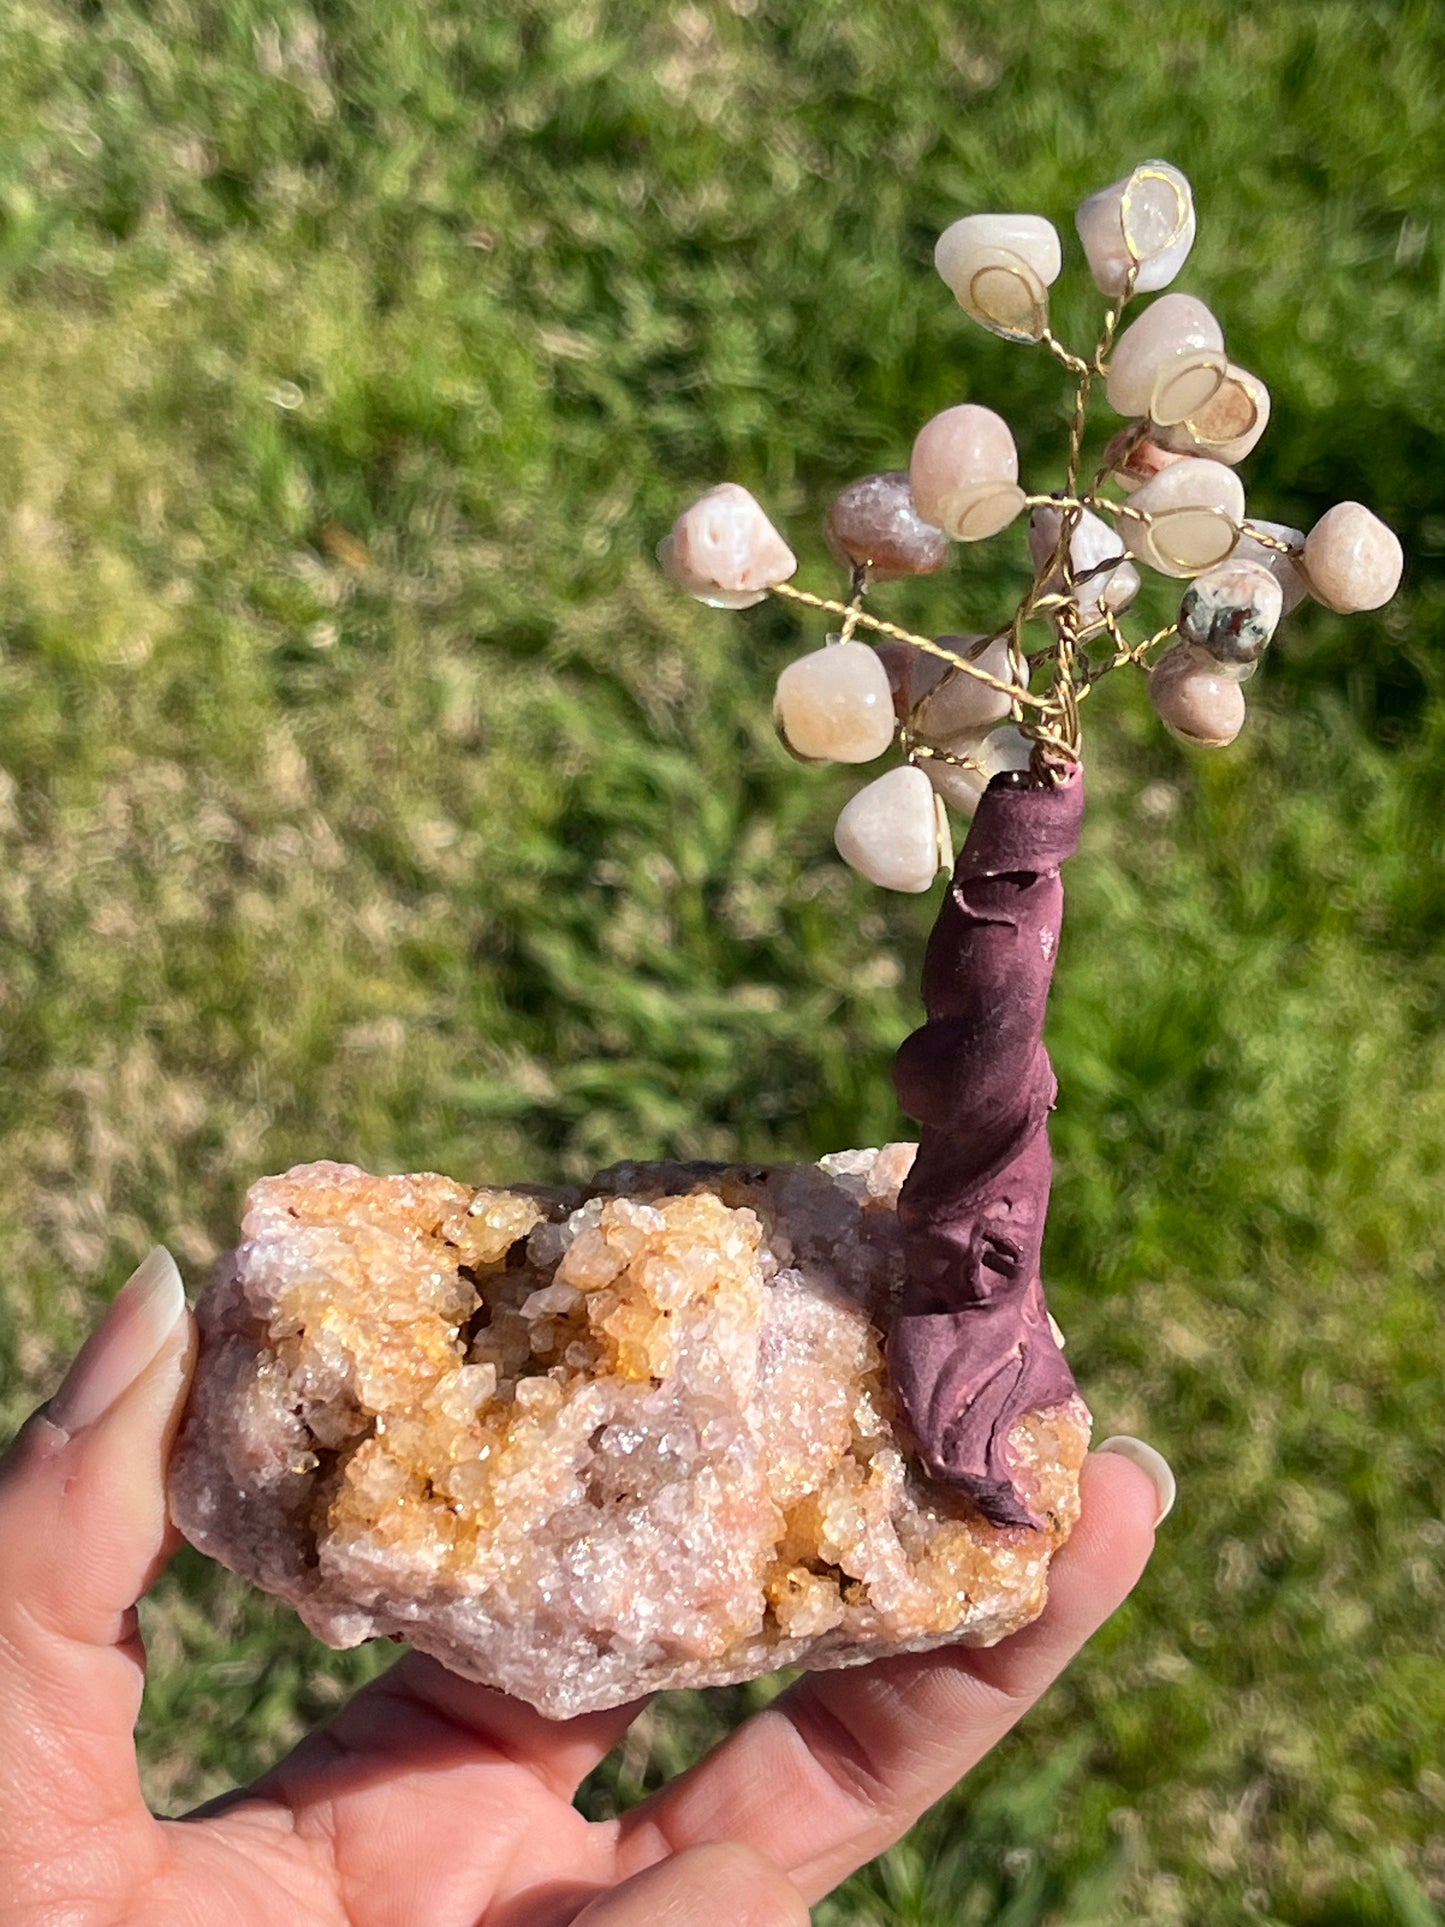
[0,1,1443,1919]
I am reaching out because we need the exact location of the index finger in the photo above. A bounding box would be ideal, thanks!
[613,1450,1162,1904]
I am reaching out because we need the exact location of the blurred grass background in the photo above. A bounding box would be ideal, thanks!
[0,0,1441,1920]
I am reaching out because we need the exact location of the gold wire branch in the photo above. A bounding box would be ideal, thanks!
[769,583,1050,711]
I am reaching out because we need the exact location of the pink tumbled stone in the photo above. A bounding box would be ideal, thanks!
[934,213,1062,341]
[909,404,1025,542]
[1105,293,1226,421]
[1157,365,1271,466]
[1302,502,1404,613]
[1148,642,1248,746]
[910,634,1019,739]
[834,763,945,892]
[1235,520,1309,615]
[659,483,797,609]
[1101,421,1188,493]
[774,640,897,763]
[1124,459,1246,578]
[922,723,1033,815]
[1076,160,1196,297]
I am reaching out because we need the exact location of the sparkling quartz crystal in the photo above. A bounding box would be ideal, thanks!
[1302,501,1405,613]
[933,214,1062,342]
[1235,520,1309,615]
[1075,160,1196,296]
[168,1157,1089,1717]
[1123,458,1246,577]
[834,763,946,892]
[659,483,797,609]
[923,724,1033,816]
[1156,365,1271,466]
[774,640,897,763]
[1178,559,1283,665]
[1148,642,1248,746]
[910,634,1019,739]
[1028,503,1142,630]
[1105,294,1226,422]
[823,471,952,581]
[909,404,1025,542]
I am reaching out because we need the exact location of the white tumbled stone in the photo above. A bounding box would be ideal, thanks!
[1148,643,1248,746]
[934,214,1062,341]
[659,483,797,609]
[834,764,944,892]
[1123,459,1246,578]
[1076,160,1196,297]
[774,641,897,764]
[1028,503,1142,630]
[1178,560,1283,664]
[909,404,1025,542]
[1157,365,1271,466]
[1302,502,1404,613]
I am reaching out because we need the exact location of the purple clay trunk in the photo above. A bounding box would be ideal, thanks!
[889,764,1084,1530]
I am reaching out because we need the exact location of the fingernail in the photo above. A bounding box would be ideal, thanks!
[48,1247,188,1436]
[1096,1435,1176,1525]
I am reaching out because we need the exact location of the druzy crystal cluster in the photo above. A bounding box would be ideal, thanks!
[661,159,1403,894]
[168,1155,1087,1717]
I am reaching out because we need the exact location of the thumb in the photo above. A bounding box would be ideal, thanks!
[0,1247,193,1856]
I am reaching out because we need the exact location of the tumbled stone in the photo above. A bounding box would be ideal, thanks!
[168,1156,1089,1718]
[910,634,1019,739]
[1100,421,1187,493]
[1123,459,1246,577]
[909,404,1025,541]
[923,723,1034,815]
[1303,501,1404,613]
[1148,642,1248,746]
[834,763,947,892]
[774,640,897,763]
[1105,294,1226,422]
[1178,559,1283,665]
[1028,503,1141,630]
[824,472,951,581]
[1234,520,1309,616]
[1076,160,1196,296]
[1157,365,1271,466]
[934,213,1062,341]
[873,638,952,720]
[659,483,797,609]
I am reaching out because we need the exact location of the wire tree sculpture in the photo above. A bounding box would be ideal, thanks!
[658,161,1403,1525]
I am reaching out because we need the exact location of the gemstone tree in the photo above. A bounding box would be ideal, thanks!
[659,159,1403,1525]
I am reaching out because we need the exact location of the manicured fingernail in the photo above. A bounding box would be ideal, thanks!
[48,1247,187,1436]
[1096,1435,1176,1525]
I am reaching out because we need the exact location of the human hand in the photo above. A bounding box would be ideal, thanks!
[0,1247,1169,1926]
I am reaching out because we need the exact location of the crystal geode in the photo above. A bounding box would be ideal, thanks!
[168,1152,1089,1718]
